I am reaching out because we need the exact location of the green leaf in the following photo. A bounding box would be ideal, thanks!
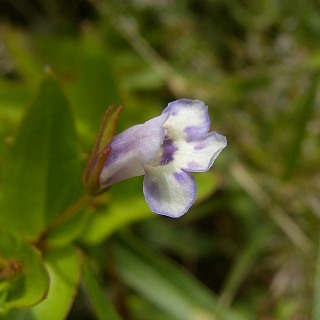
[81,196,150,245]
[2,246,81,320]
[46,207,91,247]
[31,246,81,320]
[80,178,151,245]
[82,258,121,320]
[0,230,49,312]
[0,75,83,241]
[81,172,219,245]
[114,234,239,320]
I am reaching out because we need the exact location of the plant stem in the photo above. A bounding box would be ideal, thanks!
[36,194,93,246]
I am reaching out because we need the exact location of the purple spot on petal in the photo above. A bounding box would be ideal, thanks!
[174,172,186,184]
[148,180,159,195]
[184,126,197,136]
[160,136,178,165]
[184,126,208,141]
[187,161,201,171]
[194,142,208,150]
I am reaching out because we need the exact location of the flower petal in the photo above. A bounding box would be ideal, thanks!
[159,99,227,172]
[162,99,210,141]
[100,113,168,189]
[143,164,196,218]
[174,131,227,172]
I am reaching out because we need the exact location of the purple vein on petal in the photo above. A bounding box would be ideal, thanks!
[160,136,178,165]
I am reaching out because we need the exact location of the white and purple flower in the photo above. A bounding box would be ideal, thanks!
[98,99,227,218]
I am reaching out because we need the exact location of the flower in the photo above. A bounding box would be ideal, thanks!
[98,99,227,218]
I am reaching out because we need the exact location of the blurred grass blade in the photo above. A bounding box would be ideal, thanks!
[71,29,120,134]
[114,234,240,320]
[284,71,320,178]
[218,223,274,308]
[313,235,320,320]
[2,25,42,85]
[231,162,313,254]
[82,258,121,320]
[0,75,83,241]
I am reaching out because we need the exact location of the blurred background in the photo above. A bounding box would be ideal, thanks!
[0,0,320,319]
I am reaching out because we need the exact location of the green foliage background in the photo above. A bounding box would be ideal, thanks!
[0,0,319,319]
